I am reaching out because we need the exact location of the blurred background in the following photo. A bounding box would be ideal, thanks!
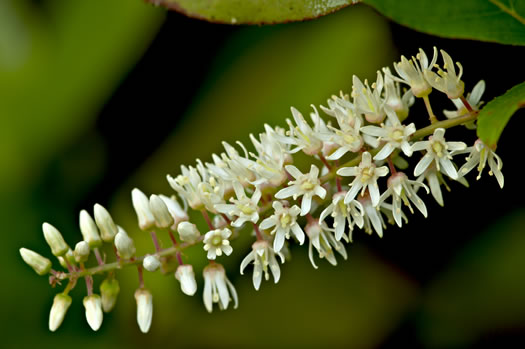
[2,0,525,348]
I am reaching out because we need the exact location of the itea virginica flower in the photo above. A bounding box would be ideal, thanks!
[22,47,507,334]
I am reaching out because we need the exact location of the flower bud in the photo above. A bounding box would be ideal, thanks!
[159,195,188,230]
[42,223,69,257]
[175,265,197,296]
[58,249,75,269]
[100,277,120,313]
[135,289,153,333]
[74,241,90,263]
[94,204,118,242]
[83,294,103,331]
[131,188,155,231]
[49,293,72,332]
[177,221,200,243]
[143,255,160,272]
[20,248,52,275]
[114,226,135,260]
[149,194,174,229]
[79,210,102,248]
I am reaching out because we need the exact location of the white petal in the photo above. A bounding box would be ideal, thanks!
[374,143,395,161]
[414,154,433,176]
[300,196,312,216]
[337,166,359,177]
[273,231,286,252]
[284,165,303,179]
[439,158,458,179]
[259,216,276,230]
[291,223,305,245]
[275,186,298,199]
[344,182,362,204]
[326,146,349,160]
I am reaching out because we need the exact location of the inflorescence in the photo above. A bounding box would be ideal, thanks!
[20,47,504,333]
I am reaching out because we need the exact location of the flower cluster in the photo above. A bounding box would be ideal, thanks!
[20,47,504,333]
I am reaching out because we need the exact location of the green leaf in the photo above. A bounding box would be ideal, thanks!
[148,0,354,24]
[364,0,525,46]
[477,81,525,148]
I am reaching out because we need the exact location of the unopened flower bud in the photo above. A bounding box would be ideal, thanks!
[20,248,52,275]
[175,265,197,296]
[83,294,103,331]
[94,204,118,242]
[79,210,102,248]
[149,194,173,229]
[135,289,153,333]
[177,221,200,243]
[159,195,188,230]
[143,255,160,272]
[100,277,120,313]
[114,226,135,260]
[58,249,75,269]
[49,293,72,332]
[131,188,155,230]
[74,241,90,263]
[42,223,69,257]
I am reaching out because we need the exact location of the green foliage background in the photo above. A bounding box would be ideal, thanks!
[2,1,524,348]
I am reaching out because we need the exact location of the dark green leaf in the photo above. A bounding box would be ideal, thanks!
[477,81,525,148]
[148,0,354,24]
[364,0,525,46]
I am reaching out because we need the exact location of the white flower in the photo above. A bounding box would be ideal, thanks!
[424,48,464,99]
[379,173,429,227]
[259,201,304,252]
[412,128,466,179]
[203,228,233,260]
[319,112,364,160]
[337,151,389,206]
[207,141,256,185]
[305,219,347,269]
[390,47,437,98]
[167,165,224,212]
[175,265,197,296]
[361,108,416,160]
[352,73,386,123]
[415,163,470,207]
[358,193,389,238]
[319,191,364,242]
[275,164,327,216]
[382,67,414,120]
[214,182,260,227]
[49,293,72,332]
[249,125,290,187]
[282,106,325,155]
[83,294,103,331]
[240,240,284,290]
[320,91,355,120]
[444,80,485,120]
[135,289,153,333]
[143,255,161,272]
[458,139,504,188]
[202,263,238,313]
